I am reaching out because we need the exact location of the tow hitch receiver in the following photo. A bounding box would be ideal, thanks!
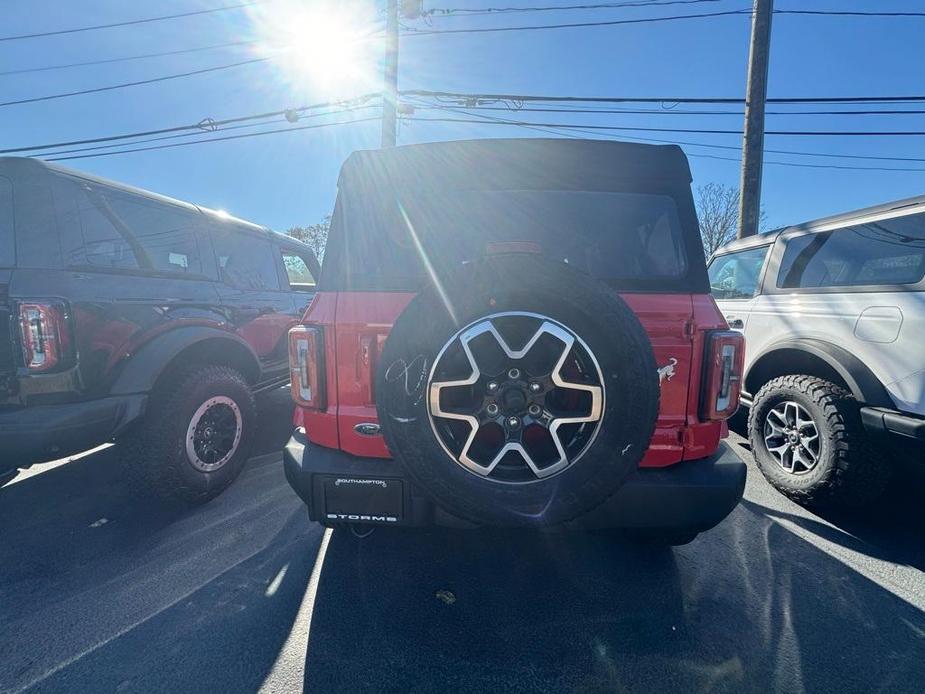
[315,476,404,524]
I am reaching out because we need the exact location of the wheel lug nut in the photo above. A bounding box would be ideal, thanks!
[487,381,498,393]
[528,404,541,416]
[507,416,521,429]
[486,403,499,416]
[508,368,520,380]
[529,382,541,393]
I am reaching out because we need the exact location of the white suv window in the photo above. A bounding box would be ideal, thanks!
[778,213,925,289]
[708,246,770,300]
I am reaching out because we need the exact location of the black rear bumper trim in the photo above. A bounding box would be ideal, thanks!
[283,430,746,531]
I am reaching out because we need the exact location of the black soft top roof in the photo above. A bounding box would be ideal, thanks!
[339,138,692,191]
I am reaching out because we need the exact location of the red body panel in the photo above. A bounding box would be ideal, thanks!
[296,291,729,466]
[334,292,413,457]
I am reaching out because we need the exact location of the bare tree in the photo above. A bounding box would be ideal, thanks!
[696,183,739,256]
[695,183,768,256]
[287,215,331,262]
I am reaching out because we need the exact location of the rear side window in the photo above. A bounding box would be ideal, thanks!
[0,177,13,266]
[708,245,770,299]
[58,179,204,276]
[280,250,316,289]
[337,188,688,291]
[211,225,280,290]
[778,213,925,289]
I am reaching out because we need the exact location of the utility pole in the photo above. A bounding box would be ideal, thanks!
[737,0,773,238]
[381,0,399,148]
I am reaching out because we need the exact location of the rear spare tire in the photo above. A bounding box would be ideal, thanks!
[376,254,660,527]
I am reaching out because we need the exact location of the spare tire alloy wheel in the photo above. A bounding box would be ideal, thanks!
[186,395,243,472]
[428,312,604,483]
[376,254,660,527]
[762,400,820,475]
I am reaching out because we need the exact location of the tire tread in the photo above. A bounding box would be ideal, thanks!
[748,374,890,507]
[123,364,255,504]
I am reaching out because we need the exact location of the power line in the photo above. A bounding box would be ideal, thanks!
[0,1,267,43]
[413,104,925,117]
[29,104,925,172]
[402,8,750,34]
[0,93,382,154]
[425,0,724,16]
[0,39,260,77]
[401,112,925,172]
[406,115,925,137]
[0,56,271,108]
[401,98,925,163]
[45,115,380,162]
[404,89,925,105]
[35,104,383,159]
[425,3,925,18]
[777,9,925,18]
[8,89,925,158]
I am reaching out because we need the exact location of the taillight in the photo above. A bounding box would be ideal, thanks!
[19,301,71,372]
[289,325,325,409]
[701,330,745,421]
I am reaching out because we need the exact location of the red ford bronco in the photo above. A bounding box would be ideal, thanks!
[284,139,746,545]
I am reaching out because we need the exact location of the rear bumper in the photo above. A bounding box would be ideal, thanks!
[283,429,746,531]
[0,394,146,474]
[861,406,925,442]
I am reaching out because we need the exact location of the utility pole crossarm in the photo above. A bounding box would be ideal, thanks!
[738,0,774,238]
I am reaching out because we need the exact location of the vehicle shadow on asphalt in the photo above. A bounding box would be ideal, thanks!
[740,490,925,574]
[725,425,925,574]
[0,390,312,694]
[304,509,925,694]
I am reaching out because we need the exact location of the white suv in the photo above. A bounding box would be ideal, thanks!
[709,195,925,506]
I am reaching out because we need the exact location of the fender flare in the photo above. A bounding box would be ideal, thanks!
[745,338,893,408]
[109,326,262,395]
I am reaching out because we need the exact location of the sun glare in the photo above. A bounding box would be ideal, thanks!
[250,0,380,97]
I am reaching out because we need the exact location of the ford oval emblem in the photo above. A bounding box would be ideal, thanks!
[354,423,381,437]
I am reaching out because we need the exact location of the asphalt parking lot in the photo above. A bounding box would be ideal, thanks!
[2,390,923,694]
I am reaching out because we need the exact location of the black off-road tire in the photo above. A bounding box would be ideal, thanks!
[123,365,256,504]
[376,254,660,528]
[748,375,891,508]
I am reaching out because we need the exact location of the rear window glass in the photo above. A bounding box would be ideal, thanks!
[211,225,280,290]
[778,213,925,289]
[0,177,13,266]
[59,179,204,276]
[338,188,687,291]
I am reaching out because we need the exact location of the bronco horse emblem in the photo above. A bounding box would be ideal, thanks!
[657,357,678,385]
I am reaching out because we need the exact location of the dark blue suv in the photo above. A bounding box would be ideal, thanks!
[0,158,318,502]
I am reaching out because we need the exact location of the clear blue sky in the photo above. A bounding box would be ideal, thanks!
[1,0,923,232]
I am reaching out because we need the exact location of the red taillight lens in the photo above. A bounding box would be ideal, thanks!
[289,325,325,409]
[19,301,71,372]
[701,330,745,421]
